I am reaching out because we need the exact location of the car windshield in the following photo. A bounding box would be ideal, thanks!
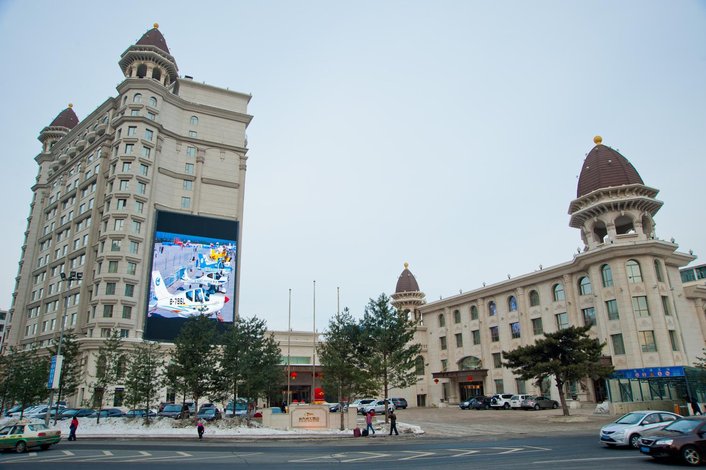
[199,409,215,415]
[28,424,48,431]
[664,419,702,433]
[163,405,181,412]
[615,412,647,425]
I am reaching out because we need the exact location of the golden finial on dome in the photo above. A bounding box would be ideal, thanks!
[153,23,159,29]
[404,262,409,269]
[68,103,73,108]
[593,135,602,145]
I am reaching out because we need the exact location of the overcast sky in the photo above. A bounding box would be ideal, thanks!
[0,1,704,333]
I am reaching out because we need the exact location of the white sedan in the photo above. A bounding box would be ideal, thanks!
[600,410,681,448]
[361,400,394,415]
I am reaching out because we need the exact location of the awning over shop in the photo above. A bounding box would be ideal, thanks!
[432,369,488,381]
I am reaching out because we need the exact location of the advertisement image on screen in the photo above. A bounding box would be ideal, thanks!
[144,212,238,341]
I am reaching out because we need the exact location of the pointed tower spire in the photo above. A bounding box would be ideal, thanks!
[38,104,79,152]
[118,23,178,86]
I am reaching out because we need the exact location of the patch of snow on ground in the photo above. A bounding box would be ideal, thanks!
[0,416,423,438]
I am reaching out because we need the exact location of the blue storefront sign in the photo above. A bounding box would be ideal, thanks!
[611,366,685,380]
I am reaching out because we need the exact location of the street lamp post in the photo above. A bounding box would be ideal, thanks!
[45,271,82,426]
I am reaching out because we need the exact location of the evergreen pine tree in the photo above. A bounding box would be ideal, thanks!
[220,316,282,417]
[91,329,123,423]
[319,307,376,430]
[503,325,614,416]
[361,293,421,422]
[124,341,164,424]
[171,315,220,414]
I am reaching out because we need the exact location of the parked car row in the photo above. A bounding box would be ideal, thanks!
[459,394,560,411]
[349,398,408,415]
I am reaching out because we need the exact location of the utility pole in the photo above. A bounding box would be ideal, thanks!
[45,271,82,426]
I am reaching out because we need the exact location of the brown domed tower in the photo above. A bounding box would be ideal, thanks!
[569,136,663,250]
[391,262,426,322]
[118,23,178,86]
[38,104,79,153]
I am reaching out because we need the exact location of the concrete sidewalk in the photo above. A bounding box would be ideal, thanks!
[387,405,615,438]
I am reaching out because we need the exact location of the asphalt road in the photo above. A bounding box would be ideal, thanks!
[0,434,685,469]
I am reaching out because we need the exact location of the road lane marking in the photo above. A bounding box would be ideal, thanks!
[492,447,524,454]
[29,452,37,457]
[103,450,113,456]
[139,451,151,456]
[341,452,390,463]
[399,451,436,460]
[533,456,642,464]
[62,451,74,456]
[448,449,480,457]
[289,454,345,463]
[122,451,260,463]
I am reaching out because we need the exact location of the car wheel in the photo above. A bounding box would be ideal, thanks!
[534,404,540,411]
[503,403,510,410]
[15,441,27,453]
[681,445,702,466]
[629,434,641,448]
[484,404,490,410]
[552,403,558,409]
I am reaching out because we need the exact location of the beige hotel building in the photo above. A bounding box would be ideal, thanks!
[3,25,252,405]
[391,137,706,410]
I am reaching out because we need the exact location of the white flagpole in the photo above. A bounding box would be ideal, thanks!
[312,280,316,403]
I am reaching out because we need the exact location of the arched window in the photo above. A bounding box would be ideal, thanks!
[615,215,635,235]
[593,220,608,244]
[415,356,425,376]
[133,93,142,104]
[601,264,613,287]
[151,68,161,81]
[459,356,482,370]
[508,296,517,312]
[578,276,592,295]
[96,356,106,377]
[190,115,199,126]
[529,290,540,307]
[626,259,643,283]
[116,355,127,379]
[553,284,565,302]
[148,96,158,107]
[453,309,461,324]
[488,301,497,316]
[136,64,147,78]
[654,259,664,283]
[470,305,479,320]
[438,314,445,327]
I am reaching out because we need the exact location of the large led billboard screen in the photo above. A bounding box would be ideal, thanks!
[143,211,238,341]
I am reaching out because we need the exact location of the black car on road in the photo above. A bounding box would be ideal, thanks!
[639,416,706,465]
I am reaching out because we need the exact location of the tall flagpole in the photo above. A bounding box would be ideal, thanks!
[286,288,291,411]
[311,280,316,403]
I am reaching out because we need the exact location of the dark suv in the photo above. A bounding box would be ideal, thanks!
[389,398,408,409]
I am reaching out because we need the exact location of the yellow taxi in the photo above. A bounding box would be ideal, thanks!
[0,422,61,453]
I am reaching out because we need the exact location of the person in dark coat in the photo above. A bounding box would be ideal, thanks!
[197,420,205,439]
[388,410,398,436]
[68,417,79,441]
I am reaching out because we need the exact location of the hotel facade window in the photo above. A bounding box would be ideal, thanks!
[578,276,592,295]
[553,283,565,301]
[626,259,643,283]
[529,290,540,306]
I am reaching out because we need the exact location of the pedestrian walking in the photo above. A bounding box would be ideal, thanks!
[365,410,375,435]
[197,420,205,439]
[388,410,398,436]
[68,416,78,441]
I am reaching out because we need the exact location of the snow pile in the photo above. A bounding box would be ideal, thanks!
[0,416,423,438]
